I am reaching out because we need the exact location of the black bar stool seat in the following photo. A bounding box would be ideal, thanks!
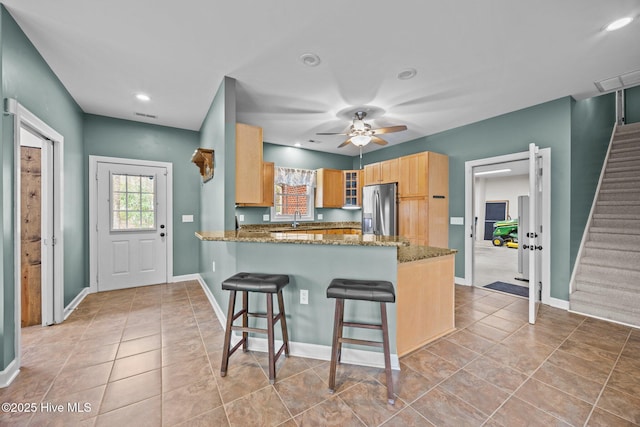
[327,278,396,405]
[220,272,290,384]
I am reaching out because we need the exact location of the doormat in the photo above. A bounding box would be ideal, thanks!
[483,281,528,297]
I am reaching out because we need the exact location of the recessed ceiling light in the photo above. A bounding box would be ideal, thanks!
[294,142,302,147]
[397,68,417,80]
[136,93,151,102]
[299,53,321,67]
[605,17,633,31]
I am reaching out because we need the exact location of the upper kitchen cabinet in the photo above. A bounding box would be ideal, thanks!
[343,170,361,208]
[363,158,399,185]
[316,168,344,208]
[236,162,274,207]
[235,123,264,204]
[398,151,448,198]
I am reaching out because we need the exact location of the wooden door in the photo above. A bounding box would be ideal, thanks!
[235,123,264,204]
[380,158,399,183]
[399,153,427,197]
[21,147,42,327]
[398,198,428,246]
[363,163,380,185]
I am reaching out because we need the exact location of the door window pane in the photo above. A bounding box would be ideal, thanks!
[111,173,156,230]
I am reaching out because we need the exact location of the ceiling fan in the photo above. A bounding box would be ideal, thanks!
[317,111,407,148]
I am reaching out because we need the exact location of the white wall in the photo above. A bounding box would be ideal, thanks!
[475,174,528,241]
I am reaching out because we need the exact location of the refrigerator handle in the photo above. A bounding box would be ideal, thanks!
[375,190,385,235]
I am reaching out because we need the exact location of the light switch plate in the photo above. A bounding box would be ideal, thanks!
[182,215,194,223]
[238,215,245,222]
[450,217,464,225]
[263,214,270,221]
[300,290,309,305]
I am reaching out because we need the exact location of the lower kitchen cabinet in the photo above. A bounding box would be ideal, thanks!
[396,254,455,356]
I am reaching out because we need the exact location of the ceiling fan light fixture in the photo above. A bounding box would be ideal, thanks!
[351,135,371,146]
[299,52,321,67]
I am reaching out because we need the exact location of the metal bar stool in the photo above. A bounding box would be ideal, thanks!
[220,272,290,384]
[326,278,396,404]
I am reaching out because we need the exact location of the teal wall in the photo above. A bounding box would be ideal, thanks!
[570,94,616,268]
[83,115,201,276]
[198,77,238,295]
[358,98,573,300]
[1,8,85,369]
[235,142,359,225]
[626,85,640,124]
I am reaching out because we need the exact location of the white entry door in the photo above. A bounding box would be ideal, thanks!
[97,162,168,291]
[528,143,543,324]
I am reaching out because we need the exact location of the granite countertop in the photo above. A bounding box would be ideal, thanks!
[397,245,457,263]
[196,221,457,261]
[195,230,408,247]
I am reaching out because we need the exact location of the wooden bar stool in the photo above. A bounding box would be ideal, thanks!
[220,272,290,384]
[326,278,396,404]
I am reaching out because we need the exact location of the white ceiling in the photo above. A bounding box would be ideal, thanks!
[2,1,640,155]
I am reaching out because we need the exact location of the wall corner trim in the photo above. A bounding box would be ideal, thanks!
[0,359,20,388]
[63,287,90,320]
[548,297,570,311]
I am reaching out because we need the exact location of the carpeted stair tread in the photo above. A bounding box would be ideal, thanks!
[608,154,640,163]
[600,178,639,190]
[589,226,640,236]
[576,263,640,288]
[591,218,640,230]
[575,278,640,297]
[571,292,640,326]
[592,213,640,220]
[584,240,640,253]
[580,255,640,273]
[588,231,640,246]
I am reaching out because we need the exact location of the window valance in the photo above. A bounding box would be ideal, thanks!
[274,167,316,187]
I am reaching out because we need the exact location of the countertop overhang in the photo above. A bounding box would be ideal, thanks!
[195,222,457,262]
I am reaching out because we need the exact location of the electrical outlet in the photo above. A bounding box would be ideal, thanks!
[263,214,270,221]
[300,289,309,305]
[317,214,323,220]
[212,261,216,272]
[238,215,245,222]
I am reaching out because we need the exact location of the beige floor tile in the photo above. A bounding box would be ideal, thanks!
[381,406,435,426]
[162,377,222,426]
[412,387,488,426]
[596,386,640,424]
[587,407,638,427]
[294,396,364,426]
[109,349,161,381]
[116,334,161,359]
[490,396,571,427]
[162,355,214,392]
[439,370,509,416]
[425,340,481,368]
[533,362,603,403]
[515,378,593,426]
[339,381,406,425]
[175,406,229,427]
[224,386,290,427]
[463,356,529,393]
[47,362,113,399]
[444,329,496,354]
[274,369,329,416]
[100,369,161,414]
[401,350,459,387]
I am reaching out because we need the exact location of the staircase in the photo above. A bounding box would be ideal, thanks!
[570,121,640,327]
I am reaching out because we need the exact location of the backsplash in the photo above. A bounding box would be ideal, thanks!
[235,206,360,225]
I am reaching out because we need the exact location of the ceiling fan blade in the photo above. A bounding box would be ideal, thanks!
[371,136,388,146]
[371,125,407,135]
[317,132,348,135]
[337,139,352,148]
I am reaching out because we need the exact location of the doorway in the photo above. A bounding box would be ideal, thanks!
[465,146,551,323]
[10,100,65,380]
[89,156,173,293]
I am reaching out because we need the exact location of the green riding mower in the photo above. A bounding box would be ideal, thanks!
[492,219,518,247]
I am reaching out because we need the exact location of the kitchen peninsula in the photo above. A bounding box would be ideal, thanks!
[196,222,456,366]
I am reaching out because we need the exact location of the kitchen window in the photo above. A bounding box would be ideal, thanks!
[271,167,316,222]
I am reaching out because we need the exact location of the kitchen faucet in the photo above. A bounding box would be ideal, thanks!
[292,210,300,228]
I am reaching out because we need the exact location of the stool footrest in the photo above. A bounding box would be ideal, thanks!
[339,337,384,348]
[232,325,267,335]
[342,321,383,330]
[228,337,247,358]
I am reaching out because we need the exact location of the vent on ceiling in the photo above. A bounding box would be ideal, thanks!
[595,69,640,93]
[135,112,157,119]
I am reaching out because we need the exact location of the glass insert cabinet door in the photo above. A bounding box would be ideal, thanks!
[343,170,361,207]
[110,173,156,231]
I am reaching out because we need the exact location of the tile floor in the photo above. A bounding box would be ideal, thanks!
[1,281,639,426]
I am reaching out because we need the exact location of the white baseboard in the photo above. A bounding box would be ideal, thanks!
[196,274,400,370]
[196,274,227,330]
[455,276,470,286]
[172,273,200,282]
[0,359,19,388]
[63,287,90,320]
[548,297,570,310]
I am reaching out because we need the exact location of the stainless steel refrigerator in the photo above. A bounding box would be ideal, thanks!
[362,183,398,236]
